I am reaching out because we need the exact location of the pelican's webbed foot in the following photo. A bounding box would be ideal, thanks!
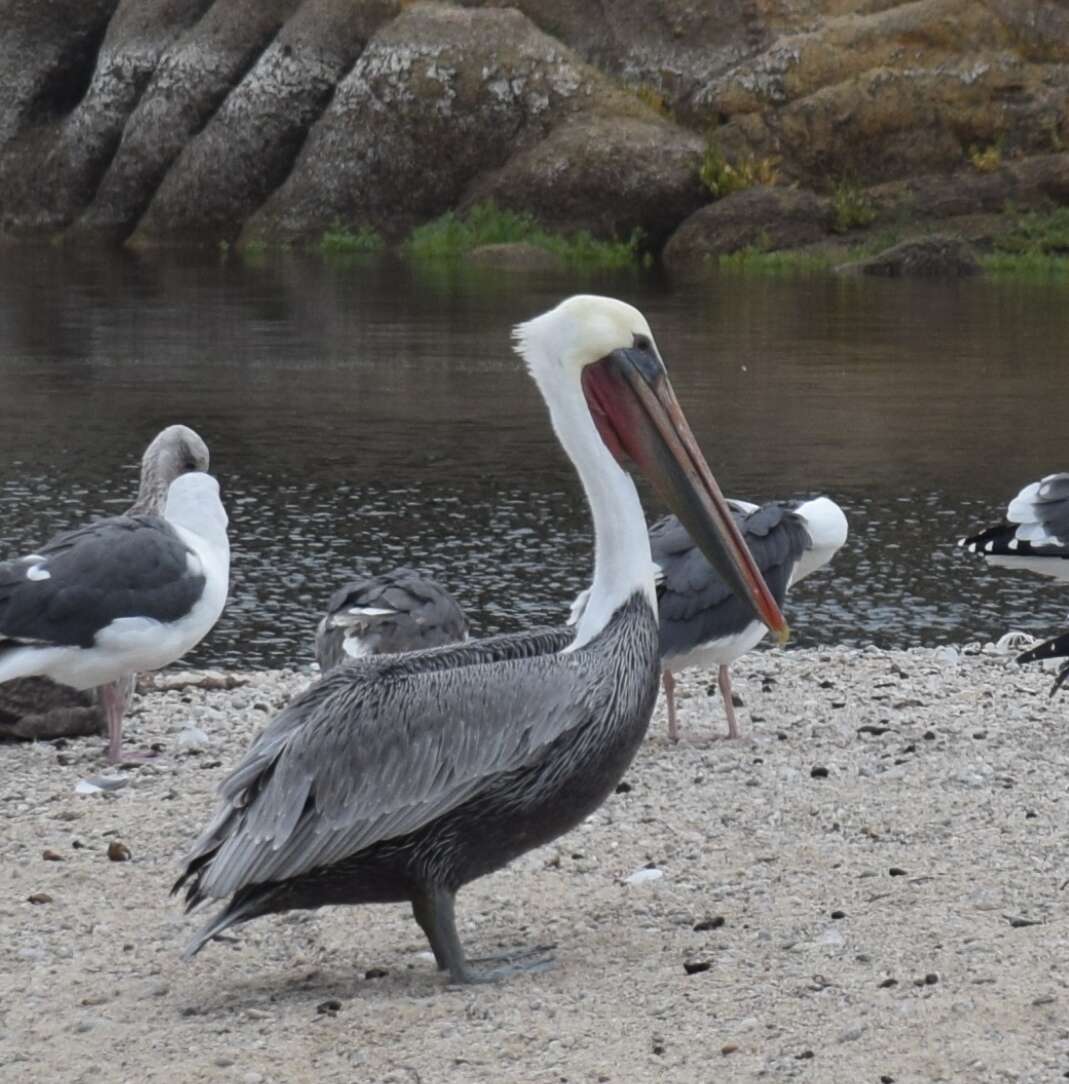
[411,888,555,985]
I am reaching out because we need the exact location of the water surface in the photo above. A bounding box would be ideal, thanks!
[1,247,1067,668]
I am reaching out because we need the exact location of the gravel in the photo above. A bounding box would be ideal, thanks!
[1,643,1068,1083]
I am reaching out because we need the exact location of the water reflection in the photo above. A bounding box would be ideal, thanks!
[1,247,1067,668]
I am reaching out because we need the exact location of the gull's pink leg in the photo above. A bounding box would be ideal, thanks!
[101,678,153,763]
[102,681,125,764]
[663,670,681,742]
[718,664,741,740]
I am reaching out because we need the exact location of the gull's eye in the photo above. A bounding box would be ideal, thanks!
[633,333,652,352]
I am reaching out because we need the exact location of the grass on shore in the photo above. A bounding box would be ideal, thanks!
[316,224,384,253]
[402,202,646,268]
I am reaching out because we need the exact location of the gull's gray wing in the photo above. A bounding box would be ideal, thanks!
[0,515,204,649]
[652,506,807,659]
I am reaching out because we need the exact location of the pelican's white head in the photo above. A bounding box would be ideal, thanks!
[514,295,656,388]
[514,294,789,647]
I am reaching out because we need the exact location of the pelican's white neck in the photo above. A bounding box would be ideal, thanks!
[520,332,656,649]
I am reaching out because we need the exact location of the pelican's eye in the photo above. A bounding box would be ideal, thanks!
[633,333,653,352]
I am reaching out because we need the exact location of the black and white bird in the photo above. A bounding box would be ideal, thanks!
[315,568,469,672]
[960,474,1069,580]
[175,295,788,985]
[0,425,211,745]
[573,496,847,741]
[0,469,230,762]
[1016,632,1069,696]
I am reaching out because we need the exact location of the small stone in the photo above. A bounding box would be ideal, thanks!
[614,781,632,794]
[839,1026,864,1043]
[830,910,846,919]
[888,867,907,877]
[796,1050,815,1060]
[878,978,898,988]
[27,893,53,905]
[683,959,712,975]
[175,725,210,753]
[364,967,388,980]
[107,841,132,862]
[214,1055,236,1068]
[720,1043,738,1055]
[922,730,936,741]
[810,766,829,779]
[317,999,342,1015]
[42,849,64,862]
[923,972,939,985]
[693,916,725,931]
[624,867,663,885]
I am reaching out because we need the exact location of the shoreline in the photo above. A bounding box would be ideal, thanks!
[2,643,1067,1082]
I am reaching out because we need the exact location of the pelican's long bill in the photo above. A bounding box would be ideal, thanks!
[582,343,790,643]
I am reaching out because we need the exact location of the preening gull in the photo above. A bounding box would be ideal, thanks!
[573,497,847,740]
[0,425,210,746]
[0,470,229,762]
[175,295,787,985]
[315,568,469,672]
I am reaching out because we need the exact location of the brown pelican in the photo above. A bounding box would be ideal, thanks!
[960,474,1069,580]
[175,295,788,984]
[0,469,230,763]
[0,426,211,751]
[649,496,847,741]
[315,568,469,672]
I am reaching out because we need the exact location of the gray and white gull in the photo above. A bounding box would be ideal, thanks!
[0,446,229,763]
[315,567,468,672]
[571,497,846,740]
[0,425,211,748]
[175,295,788,985]
[961,473,1069,690]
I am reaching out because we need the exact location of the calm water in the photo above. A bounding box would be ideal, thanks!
[1,247,1067,668]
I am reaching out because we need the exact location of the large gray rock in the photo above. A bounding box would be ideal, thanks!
[73,0,303,241]
[663,186,832,268]
[240,3,652,245]
[461,114,706,248]
[842,235,981,278]
[0,0,119,148]
[133,0,398,244]
[0,0,211,235]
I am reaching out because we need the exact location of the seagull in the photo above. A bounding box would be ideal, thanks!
[960,474,1069,580]
[0,425,211,745]
[0,470,230,762]
[315,568,468,672]
[174,295,788,985]
[651,497,847,740]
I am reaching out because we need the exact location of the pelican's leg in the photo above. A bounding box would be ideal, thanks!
[718,664,741,740]
[411,888,554,985]
[663,670,681,742]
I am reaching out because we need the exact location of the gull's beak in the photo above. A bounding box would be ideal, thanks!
[582,346,789,642]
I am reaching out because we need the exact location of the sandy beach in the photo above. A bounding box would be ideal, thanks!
[2,641,1067,1084]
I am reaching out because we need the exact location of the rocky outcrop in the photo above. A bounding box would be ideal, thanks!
[131,0,399,244]
[663,186,832,267]
[240,4,671,245]
[0,0,1067,249]
[840,235,982,277]
[461,114,706,249]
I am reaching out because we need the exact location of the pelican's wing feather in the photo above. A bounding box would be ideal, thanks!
[185,627,581,898]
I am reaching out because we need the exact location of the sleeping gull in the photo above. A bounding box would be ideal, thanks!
[315,567,468,672]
